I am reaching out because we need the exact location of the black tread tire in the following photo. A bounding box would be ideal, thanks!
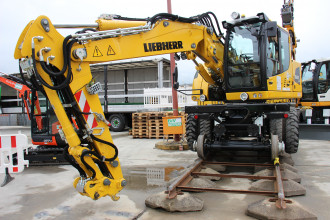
[200,118,212,140]
[269,118,283,142]
[186,114,198,151]
[109,114,126,132]
[283,107,299,154]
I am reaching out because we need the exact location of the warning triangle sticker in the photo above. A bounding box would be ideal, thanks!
[93,46,103,57]
[107,45,116,55]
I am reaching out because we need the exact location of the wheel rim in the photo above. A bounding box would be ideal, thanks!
[111,118,120,128]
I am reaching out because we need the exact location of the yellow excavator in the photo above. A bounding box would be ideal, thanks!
[14,0,300,202]
[185,0,301,158]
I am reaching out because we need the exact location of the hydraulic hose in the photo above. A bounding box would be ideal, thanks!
[90,134,118,162]
[148,13,199,25]
[31,39,77,90]
[81,150,97,179]
[40,35,72,76]
[63,146,86,178]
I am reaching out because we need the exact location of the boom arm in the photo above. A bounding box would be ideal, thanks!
[281,0,297,59]
[14,13,224,200]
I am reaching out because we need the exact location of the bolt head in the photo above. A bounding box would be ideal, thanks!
[121,180,127,187]
[111,160,119,167]
[191,43,196,49]
[103,179,111,186]
[94,192,100,200]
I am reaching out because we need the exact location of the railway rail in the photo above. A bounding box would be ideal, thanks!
[166,159,291,209]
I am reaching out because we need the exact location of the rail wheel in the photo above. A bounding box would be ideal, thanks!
[271,134,279,160]
[197,134,208,160]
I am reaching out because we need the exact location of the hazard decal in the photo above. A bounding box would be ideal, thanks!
[93,46,103,57]
[107,45,116,55]
[74,90,98,129]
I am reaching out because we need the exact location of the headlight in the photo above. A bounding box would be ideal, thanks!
[200,94,206,102]
[240,92,248,101]
[231,12,240,20]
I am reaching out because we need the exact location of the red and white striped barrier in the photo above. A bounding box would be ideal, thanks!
[0,134,29,174]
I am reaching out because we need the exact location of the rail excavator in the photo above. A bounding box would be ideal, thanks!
[14,1,299,201]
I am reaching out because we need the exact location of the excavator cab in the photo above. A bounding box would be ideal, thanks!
[300,59,330,123]
[222,13,298,100]
[30,90,66,147]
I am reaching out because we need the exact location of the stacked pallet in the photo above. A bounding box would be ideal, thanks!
[148,112,165,139]
[131,112,187,139]
[132,113,149,138]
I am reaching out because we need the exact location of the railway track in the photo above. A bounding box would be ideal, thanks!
[166,158,291,209]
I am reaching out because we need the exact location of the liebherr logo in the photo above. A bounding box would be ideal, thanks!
[144,41,183,52]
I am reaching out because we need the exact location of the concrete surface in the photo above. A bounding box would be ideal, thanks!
[0,127,330,219]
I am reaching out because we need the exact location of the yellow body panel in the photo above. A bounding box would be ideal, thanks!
[300,101,330,107]
[226,91,301,101]
[71,20,223,65]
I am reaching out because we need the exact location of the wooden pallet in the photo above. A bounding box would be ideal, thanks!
[130,111,187,139]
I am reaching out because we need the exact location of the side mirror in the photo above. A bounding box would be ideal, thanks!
[172,66,179,90]
[266,21,277,37]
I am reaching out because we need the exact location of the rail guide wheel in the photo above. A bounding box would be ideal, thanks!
[270,134,284,160]
[196,134,208,159]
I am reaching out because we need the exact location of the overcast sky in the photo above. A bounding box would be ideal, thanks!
[1,0,330,84]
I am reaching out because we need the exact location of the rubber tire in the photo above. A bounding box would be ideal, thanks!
[283,107,299,154]
[200,118,212,140]
[269,118,283,142]
[109,114,126,132]
[186,114,198,151]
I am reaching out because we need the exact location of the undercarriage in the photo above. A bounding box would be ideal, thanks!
[185,103,299,160]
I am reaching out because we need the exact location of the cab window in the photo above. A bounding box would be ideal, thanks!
[280,29,290,72]
[318,63,329,94]
[266,36,279,77]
